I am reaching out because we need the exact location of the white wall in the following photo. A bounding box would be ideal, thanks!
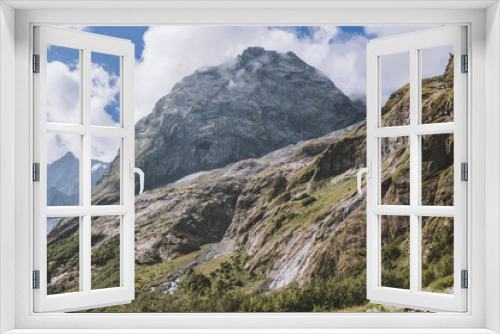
[0,2,16,333]
[486,2,500,333]
[4,3,496,332]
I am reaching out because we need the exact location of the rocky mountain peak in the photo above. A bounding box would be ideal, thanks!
[49,53,455,312]
[240,46,268,60]
[92,47,365,198]
[59,151,77,161]
[236,47,300,68]
[47,152,110,206]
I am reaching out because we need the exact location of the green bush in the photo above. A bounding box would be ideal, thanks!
[301,196,317,206]
[91,234,120,266]
[91,232,106,246]
[90,234,121,290]
[178,269,212,296]
[84,261,369,313]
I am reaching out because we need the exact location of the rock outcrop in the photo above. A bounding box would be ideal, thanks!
[92,47,364,200]
[48,54,456,311]
[47,152,110,206]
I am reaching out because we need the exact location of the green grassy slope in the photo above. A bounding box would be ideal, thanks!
[51,56,457,313]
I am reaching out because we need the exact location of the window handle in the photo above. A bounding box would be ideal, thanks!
[129,162,145,194]
[356,162,372,195]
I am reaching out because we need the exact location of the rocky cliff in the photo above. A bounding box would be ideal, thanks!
[48,54,455,312]
[47,152,110,206]
[91,47,364,201]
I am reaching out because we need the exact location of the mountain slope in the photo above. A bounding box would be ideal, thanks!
[49,54,455,313]
[47,152,79,203]
[92,47,364,200]
[47,152,110,207]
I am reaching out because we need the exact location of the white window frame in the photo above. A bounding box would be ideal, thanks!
[0,1,499,333]
[33,26,136,312]
[366,26,467,312]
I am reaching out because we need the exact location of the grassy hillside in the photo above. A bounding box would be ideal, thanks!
[47,56,456,313]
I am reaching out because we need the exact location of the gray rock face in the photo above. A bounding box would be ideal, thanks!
[47,152,79,201]
[96,47,364,195]
[47,152,110,206]
[83,124,362,267]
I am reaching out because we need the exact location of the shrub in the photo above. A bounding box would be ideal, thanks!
[301,196,317,206]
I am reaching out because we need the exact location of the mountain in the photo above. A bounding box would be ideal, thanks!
[48,54,455,312]
[47,152,110,231]
[47,152,111,206]
[47,151,111,206]
[92,47,364,201]
[47,152,80,204]
[90,159,110,188]
[47,187,77,207]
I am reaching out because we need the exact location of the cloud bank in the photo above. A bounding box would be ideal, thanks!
[46,61,121,163]
[49,25,452,166]
[134,26,371,121]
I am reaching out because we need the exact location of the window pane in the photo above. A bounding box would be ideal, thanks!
[380,52,410,127]
[91,137,121,205]
[421,217,454,294]
[91,52,121,127]
[381,215,410,290]
[381,136,410,205]
[47,133,81,206]
[421,133,454,206]
[91,216,121,290]
[47,45,81,124]
[47,217,80,295]
[421,45,454,124]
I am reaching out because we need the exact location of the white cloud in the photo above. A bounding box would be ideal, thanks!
[364,26,452,106]
[380,52,410,106]
[46,133,81,163]
[47,25,453,164]
[91,136,121,164]
[46,61,120,163]
[47,132,119,166]
[90,63,120,127]
[134,26,365,122]
[61,26,92,32]
[421,44,454,79]
[364,26,437,38]
[47,61,80,125]
[134,26,449,121]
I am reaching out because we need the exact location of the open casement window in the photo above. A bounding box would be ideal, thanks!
[365,26,467,312]
[33,26,140,312]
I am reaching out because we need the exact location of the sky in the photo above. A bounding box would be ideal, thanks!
[47,25,452,164]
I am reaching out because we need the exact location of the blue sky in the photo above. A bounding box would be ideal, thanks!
[48,25,451,163]
[56,25,380,76]
[50,25,415,124]
[60,26,369,64]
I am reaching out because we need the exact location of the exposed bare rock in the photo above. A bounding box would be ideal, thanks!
[92,47,364,201]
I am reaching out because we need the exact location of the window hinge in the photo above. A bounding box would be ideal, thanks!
[461,54,468,73]
[461,270,468,289]
[461,162,468,181]
[33,54,40,73]
[33,270,40,289]
[33,163,40,182]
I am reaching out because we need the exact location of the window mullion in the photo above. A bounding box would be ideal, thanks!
[46,207,90,217]
[373,126,411,137]
[373,124,455,138]
[409,47,421,295]
[366,25,467,313]
[90,205,129,215]
[413,123,454,135]
[82,47,92,294]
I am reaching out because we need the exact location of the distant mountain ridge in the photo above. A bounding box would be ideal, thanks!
[92,47,365,201]
[47,55,455,312]
[47,152,110,207]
